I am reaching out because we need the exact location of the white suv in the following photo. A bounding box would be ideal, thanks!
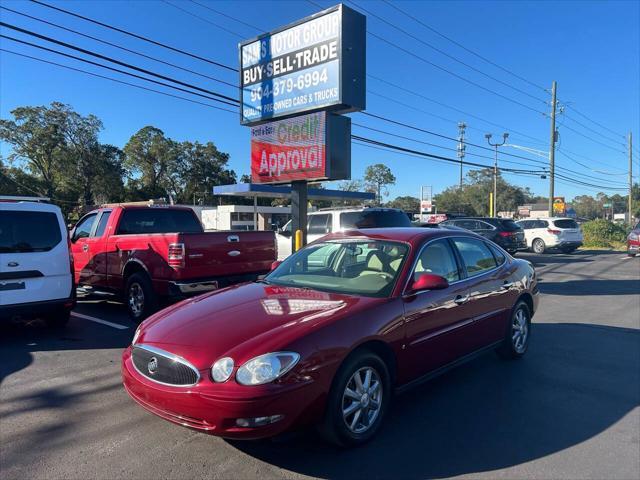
[276,207,412,259]
[0,198,75,327]
[515,217,583,254]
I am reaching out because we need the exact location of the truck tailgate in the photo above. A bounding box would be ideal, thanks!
[176,231,276,279]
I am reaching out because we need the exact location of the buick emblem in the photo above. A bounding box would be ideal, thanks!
[147,357,159,375]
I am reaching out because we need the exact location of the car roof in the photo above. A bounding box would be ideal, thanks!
[0,201,62,214]
[322,227,476,247]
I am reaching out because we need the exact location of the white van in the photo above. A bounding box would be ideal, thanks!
[515,217,583,254]
[0,198,75,327]
[276,207,412,260]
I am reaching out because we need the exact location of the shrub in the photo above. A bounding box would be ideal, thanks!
[581,219,628,248]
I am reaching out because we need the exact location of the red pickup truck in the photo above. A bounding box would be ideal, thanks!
[70,204,276,321]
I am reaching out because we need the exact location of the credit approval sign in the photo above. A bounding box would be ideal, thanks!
[240,4,365,126]
[250,111,350,184]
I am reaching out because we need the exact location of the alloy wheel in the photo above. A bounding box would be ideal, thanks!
[341,366,383,434]
[512,308,529,353]
[129,282,145,317]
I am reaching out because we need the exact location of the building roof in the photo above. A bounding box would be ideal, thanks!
[213,183,375,202]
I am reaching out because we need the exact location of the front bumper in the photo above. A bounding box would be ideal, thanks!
[121,347,320,439]
[628,240,640,253]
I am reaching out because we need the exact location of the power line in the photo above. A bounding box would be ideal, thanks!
[0,34,240,109]
[557,121,627,154]
[0,22,240,106]
[379,0,549,94]
[561,112,627,148]
[368,74,548,146]
[0,48,237,114]
[188,0,264,32]
[563,104,626,139]
[29,0,238,72]
[160,0,244,39]
[0,5,237,89]
[347,0,548,105]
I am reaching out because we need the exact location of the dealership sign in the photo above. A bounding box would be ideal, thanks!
[250,111,350,184]
[240,4,365,125]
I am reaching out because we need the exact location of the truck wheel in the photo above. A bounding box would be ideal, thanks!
[125,272,157,323]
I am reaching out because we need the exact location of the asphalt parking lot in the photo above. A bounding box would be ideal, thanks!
[1,251,639,480]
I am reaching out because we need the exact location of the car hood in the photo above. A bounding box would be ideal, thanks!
[136,282,380,369]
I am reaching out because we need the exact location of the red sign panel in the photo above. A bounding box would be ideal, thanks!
[251,112,328,183]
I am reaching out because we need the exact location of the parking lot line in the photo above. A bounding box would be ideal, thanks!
[71,312,130,330]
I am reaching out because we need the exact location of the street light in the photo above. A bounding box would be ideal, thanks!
[485,132,509,216]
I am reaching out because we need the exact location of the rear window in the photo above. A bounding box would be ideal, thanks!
[553,219,578,229]
[497,219,522,231]
[340,210,412,229]
[0,211,62,253]
[116,209,203,235]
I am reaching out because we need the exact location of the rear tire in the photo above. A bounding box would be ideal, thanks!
[532,238,546,254]
[44,308,71,329]
[496,301,531,360]
[125,272,157,323]
[319,352,391,448]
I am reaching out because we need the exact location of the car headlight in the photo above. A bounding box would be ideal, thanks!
[236,352,300,386]
[211,357,234,383]
[132,325,142,345]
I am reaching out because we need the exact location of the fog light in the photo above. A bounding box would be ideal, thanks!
[235,415,284,428]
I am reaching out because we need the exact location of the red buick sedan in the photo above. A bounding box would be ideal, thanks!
[122,228,539,447]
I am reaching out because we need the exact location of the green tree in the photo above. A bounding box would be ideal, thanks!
[177,141,237,204]
[364,164,396,205]
[0,102,69,198]
[435,168,527,216]
[386,195,420,212]
[123,126,179,200]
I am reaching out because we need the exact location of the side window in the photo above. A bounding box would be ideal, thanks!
[73,213,97,241]
[457,220,479,230]
[414,240,460,282]
[518,221,530,229]
[476,221,494,231]
[488,243,506,265]
[308,214,331,235]
[453,238,498,277]
[94,211,111,237]
[537,220,549,228]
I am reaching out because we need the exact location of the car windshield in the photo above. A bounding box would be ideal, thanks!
[266,240,409,297]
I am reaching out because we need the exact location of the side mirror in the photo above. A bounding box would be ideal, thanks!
[279,229,291,238]
[270,260,282,271]
[409,273,449,294]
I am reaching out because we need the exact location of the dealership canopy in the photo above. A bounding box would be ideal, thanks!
[213,183,374,201]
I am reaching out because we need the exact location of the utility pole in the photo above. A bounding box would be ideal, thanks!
[457,122,467,188]
[548,81,557,217]
[485,132,509,216]
[629,131,633,224]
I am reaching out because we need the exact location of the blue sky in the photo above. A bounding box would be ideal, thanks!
[1,0,638,202]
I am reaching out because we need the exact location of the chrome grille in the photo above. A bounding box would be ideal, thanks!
[132,345,200,386]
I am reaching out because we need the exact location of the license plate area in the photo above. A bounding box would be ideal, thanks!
[0,281,26,291]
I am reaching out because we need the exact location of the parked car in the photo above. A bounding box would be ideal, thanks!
[70,204,276,321]
[123,227,539,447]
[515,217,583,254]
[440,217,526,254]
[628,222,640,257]
[276,207,412,259]
[0,197,75,327]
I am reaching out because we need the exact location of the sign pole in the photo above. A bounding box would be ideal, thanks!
[291,181,308,252]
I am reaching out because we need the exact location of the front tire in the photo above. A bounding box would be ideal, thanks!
[496,301,531,359]
[125,272,157,323]
[532,238,546,254]
[319,352,391,447]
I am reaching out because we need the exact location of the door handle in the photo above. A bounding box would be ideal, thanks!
[501,281,514,290]
[454,294,470,305]
[82,244,89,252]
